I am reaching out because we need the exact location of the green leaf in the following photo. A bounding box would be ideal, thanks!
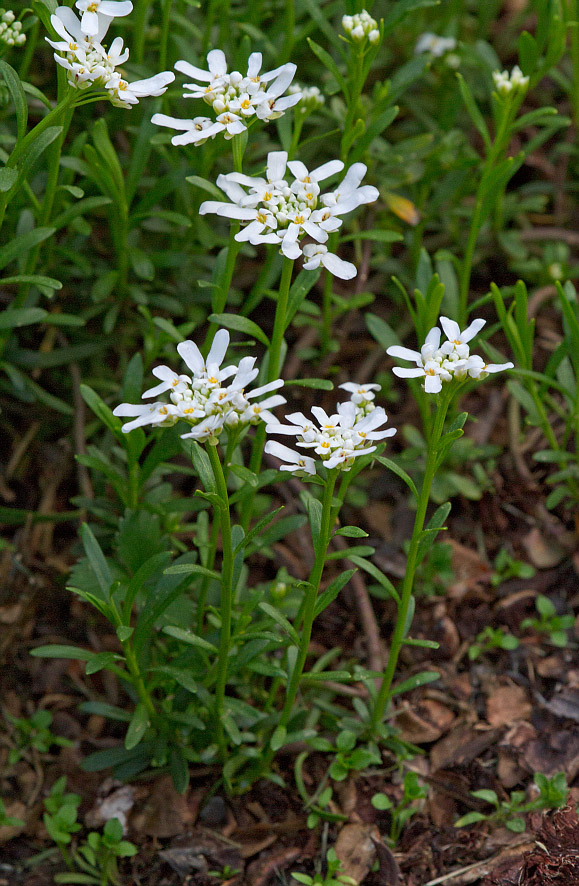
[163,625,218,653]
[518,30,539,75]
[416,503,452,564]
[284,377,334,390]
[342,229,403,244]
[304,38,345,92]
[0,167,18,192]
[471,789,498,805]
[366,313,400,351]
[0,275,61,289]
[314,570,356,618]
[270,725,287,752]
[382,0,439,37]
[0,60,27,141]
[80,523,112,597]
[124,703,150,750]
[0,307,47,330]
[371,793,393,810]
[348,555,400,603]
[326,545,375,561]
[0,227,56,272]
[208,312,269,347]
[163,563,221,581]
[233,506,284,555]
[85,651,121,676]
[285,267,321,327]
[454,811,487,828]
[391,670,440,696]
[333,526,369,538]
[185,174,225,199]
[30,644,94,661]
[258,602,300,645]
[456,73,490,151]
[375,456,418,500]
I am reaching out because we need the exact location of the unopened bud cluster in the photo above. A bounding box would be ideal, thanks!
[342,10,379,45]
[492,65,529,97]
[289,83,325,113]
[0,10,25,46]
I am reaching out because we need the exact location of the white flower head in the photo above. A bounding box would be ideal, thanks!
[342,10,379,44]
[199,151,378,278]
[492,65,529,97]
[387,316,514,394]
[113,329,285,441]
[153,49,301,146]
[47,5,174,105]
[415,33,457,57]
[266,399,395,474]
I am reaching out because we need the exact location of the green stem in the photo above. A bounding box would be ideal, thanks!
[123,641,157,722]
[264,469,339,767]
[132,0,151,64]
[370,395,451,731]
[267,255,293,383]
[321,231,339,353]
[159,0,173,70]
[567,0,579,129]
[206,442,234,760]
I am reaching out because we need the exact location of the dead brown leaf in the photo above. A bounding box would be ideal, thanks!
[334,822,379,884]
[395,700,455,744]
[487,685,531,728]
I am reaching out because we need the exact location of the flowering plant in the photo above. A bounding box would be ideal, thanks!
[387,317,514,393]
[198,151,378,278]
[152,49,301,146]
[47,4,174,107]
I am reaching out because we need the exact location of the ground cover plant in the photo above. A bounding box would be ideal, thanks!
[1,0,579,884]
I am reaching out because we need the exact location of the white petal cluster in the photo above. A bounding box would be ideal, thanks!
[113,330,285,443]
[265,399,395,475]
[46,5,174,108]
[339,381,381,417]
[387,317,514,394]
[492,65,529,97]
[0,10,26,47]
[198,151,379,279]
[342,10,380,45]
[151,50,301,146]
[289,82,325,114]
[415,33,457,57]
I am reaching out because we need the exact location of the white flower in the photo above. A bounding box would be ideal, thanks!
[264,440,316,476]
[106,71,175,108]
[199,150,378,278]
[302,245,356,280]
[154,49,301,146]
[320,162,380,216]
[113,330,285,441]
[342,10,379,44]
[492,65,529,97]
[266,400,395,473]
[415,33,457,57]
[48,5,174,105]
[75,0,132,36]
[339,382,381,416]
[387,317,513,393]
[290,83,325,113]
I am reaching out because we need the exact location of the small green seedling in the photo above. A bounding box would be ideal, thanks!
[292,848,357,886]
[491,548,535,587]
[0,797,24,828]
[468,626,519,660]
[328,731,382,782]
[5,709,73,764]
[521,595,574,647]
[371,771,428,845]
[455,771,569,832]
[57,817,138,886]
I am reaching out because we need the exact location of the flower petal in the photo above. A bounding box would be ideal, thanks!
[321,251,356,279]
[177,339,204,374]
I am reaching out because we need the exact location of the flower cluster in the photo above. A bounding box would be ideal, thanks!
[290,82,325,114]
[113,330,285,443]
[151,50,301,147]
[415,33,457,57]
[265,398,395,475]
[492,65,529,97]
[387,317,514,394]
[342,10,380,45]
[47,4,174,108]
[0,10,25,47]
[339,382,381,417]
[199,151,379,279]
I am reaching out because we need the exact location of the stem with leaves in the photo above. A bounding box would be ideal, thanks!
[205,441,234,760]
[370,391,453,732]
